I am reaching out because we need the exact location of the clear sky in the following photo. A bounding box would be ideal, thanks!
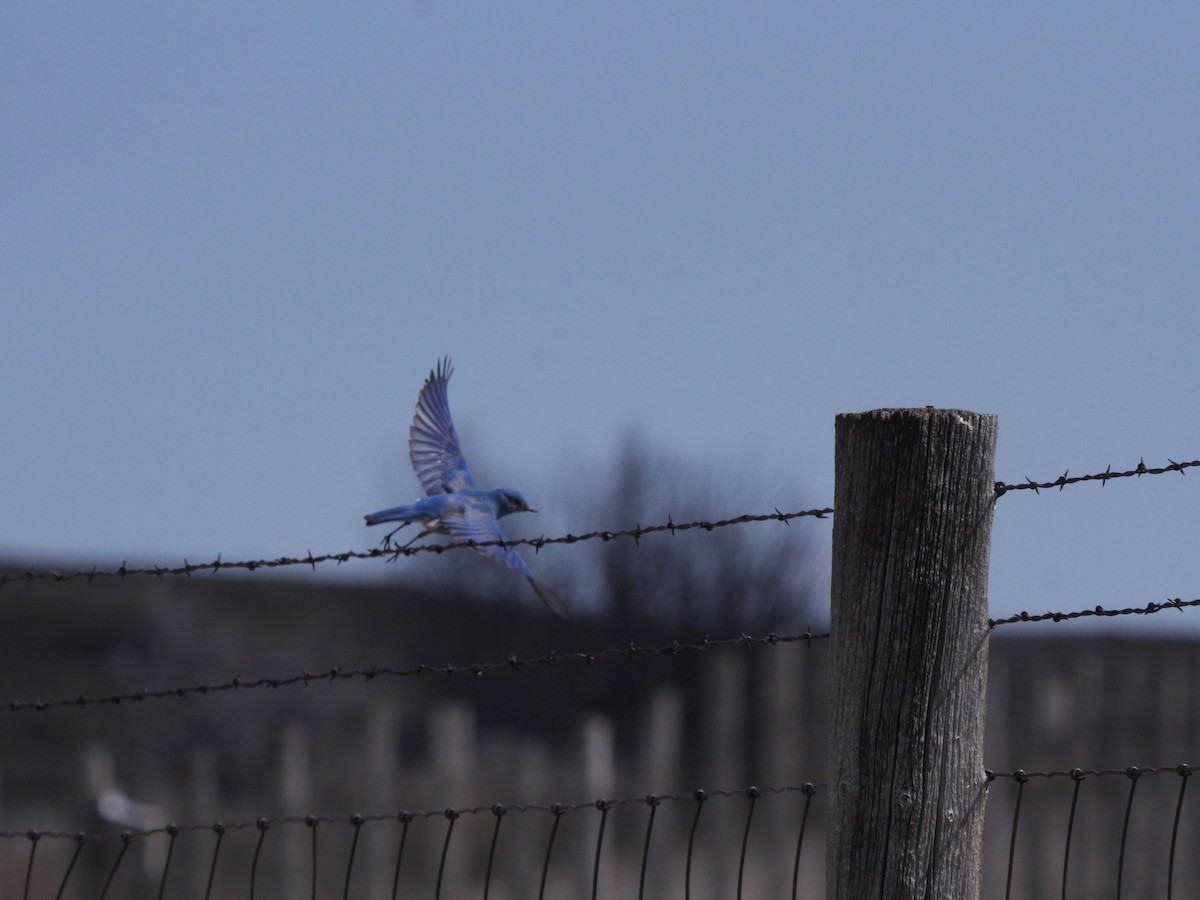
[3,2,1198,627]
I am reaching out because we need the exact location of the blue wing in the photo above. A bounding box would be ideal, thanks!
[408,358,475,495]
[442,511,573,619]
[441,511,531,577]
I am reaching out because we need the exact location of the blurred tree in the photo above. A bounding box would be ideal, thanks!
[400,435,822,631]
[566,436,821,632]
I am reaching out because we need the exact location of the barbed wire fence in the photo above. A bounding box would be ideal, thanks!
[0,508,836,588]
[0,447,1197,897]
[3,452,1195,590]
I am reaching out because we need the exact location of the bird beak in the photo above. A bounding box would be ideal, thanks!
[527,506,538,513]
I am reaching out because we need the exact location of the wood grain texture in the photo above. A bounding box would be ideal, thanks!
[828,408,997,899]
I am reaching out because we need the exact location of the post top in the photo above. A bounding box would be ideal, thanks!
[837,407,995,425]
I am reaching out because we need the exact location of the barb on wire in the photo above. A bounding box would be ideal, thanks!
[1,630,827,714]
[994,456,1200,497]
[0,507,833,591]
[989,597,1200,629]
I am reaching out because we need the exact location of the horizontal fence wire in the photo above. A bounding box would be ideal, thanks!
[1,630,827,714]
[993,455,1200,496]
[988,765,1193,900]
[0,452,1194,592]
[3,783,822,900]
[988,596,1200,628]
[8,587,1200,713]
[0,507,834,590]
[987,764,1192,782]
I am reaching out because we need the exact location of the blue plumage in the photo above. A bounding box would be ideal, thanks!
[365,359,572,619]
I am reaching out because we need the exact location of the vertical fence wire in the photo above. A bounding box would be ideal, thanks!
[685,790,707,900]
[1168,765,1191,900]
[736,788,759,900]
[156,825,178,900]
[21,831,38,900]
[96,832,131,900]
[1004,772,1027,900]
[344,815,363,900]
[434,810,458,900]
[1116,768,1141,900]
[1061,770,1084,900]
[53,834,85,900]
[538,805,564,900]
[590,801,611,900]
[791,784,815,900]
[638,796,660,900]
[307,815,319,900]
[250,819,269,900]
[390,813,411,900]
[482,805,505,900]
[203,825,225,900]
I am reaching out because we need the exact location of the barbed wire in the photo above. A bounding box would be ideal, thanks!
[1,453,1195,592]
[9,587,1199,712]
[3,782,822,900]
[0,507,834,590]
[1,630,828,714]
[988,597,1200,628]
[993,456,1200,496]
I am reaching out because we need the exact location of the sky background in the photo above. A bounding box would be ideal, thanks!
[3,2,1198,628]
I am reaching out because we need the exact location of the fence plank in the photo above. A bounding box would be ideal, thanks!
[828,407,996,899]
[580,713,617,900]
[279,721,311,899]
[364,699,400,898]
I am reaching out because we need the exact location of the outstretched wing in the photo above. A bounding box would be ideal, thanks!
[442,512,573,619]
[408,357,474,495]
[441,511,535,579]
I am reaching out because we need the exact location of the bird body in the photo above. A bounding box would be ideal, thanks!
[365,359,572,619]
[365,489,526,530]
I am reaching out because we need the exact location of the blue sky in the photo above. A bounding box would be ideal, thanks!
[3,2,1198,626]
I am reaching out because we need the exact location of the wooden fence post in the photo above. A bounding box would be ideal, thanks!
[828,408,996,899]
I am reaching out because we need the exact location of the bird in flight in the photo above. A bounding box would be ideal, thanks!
[365,358,573,619]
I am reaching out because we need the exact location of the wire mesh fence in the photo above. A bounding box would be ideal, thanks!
[4,762,1198,898]
[0,448,1197,897]
[3,784,824,900]
[985,766,1197,900]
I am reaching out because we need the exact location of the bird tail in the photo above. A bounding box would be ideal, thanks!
[529,578,574,620]
[364,504,420,526]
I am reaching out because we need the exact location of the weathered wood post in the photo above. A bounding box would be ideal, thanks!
[828,408,996,899]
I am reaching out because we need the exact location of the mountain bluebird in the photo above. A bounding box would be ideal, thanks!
[365,358,573,620]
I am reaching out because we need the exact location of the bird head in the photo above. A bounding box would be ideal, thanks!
[495,488,536,518]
